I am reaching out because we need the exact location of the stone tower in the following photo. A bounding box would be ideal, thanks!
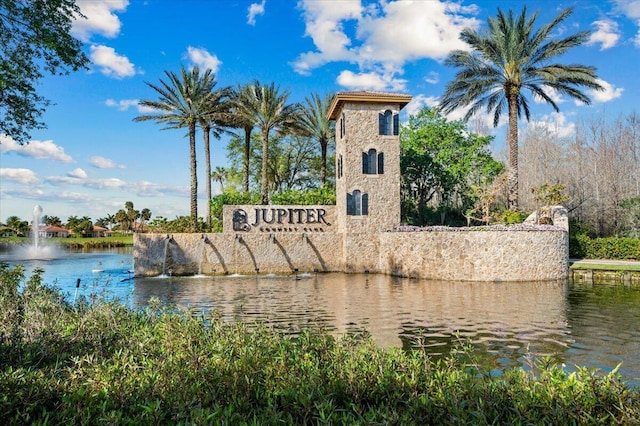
[327,91,412,235]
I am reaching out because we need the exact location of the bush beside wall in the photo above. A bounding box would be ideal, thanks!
[571,234,640,260]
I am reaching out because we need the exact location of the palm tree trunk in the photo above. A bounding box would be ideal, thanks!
[203,125,212,230]
[507,93,519,211]
[243,126,251,192]
[189,122,198,224]
[261,129,269,204]
[320,136,327,185]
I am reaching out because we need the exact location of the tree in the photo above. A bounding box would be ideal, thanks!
[0,0,89,143]
[400,107,504,226]
[237,80,302,204]
[198,81,232,229]
[440,6,602,211]
[5,216,29,236]
[43,215,62,227]
[114,209,129,232]
[225,132,328,193]
[94,217,110,229]
[299,92,335,185]
[66,215,92,234]
[229,84,259,193]
[125,202,140,232]
[139,208,152,230]
[135,66,216,223]
[212,166,227,194]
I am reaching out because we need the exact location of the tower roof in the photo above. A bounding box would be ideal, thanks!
[327,91,413,120]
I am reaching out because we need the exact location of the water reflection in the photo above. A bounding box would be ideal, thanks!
[3,247,638,387]
[134,273,579,374]
[566,281,640,383]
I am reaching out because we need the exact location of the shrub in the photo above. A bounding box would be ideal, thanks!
[570,234,640,260]
[497,209,529,225]
[1,262,639,424]
[270,185,336,206]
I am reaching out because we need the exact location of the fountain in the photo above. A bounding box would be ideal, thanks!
[12,205,60,260]
[161,235,173,276]
[232,234,241,276]
[300,233,315,277]
[197,234,208,276]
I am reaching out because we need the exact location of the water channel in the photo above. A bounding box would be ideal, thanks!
[1,246,638,387]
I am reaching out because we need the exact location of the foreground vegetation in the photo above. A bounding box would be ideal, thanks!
[1,263,638,424]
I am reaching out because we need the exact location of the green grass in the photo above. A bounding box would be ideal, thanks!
[0,235,133,248]
[1,262,639,424]
[570,261,640,272]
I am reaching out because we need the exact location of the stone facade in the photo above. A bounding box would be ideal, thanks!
[335,101,403,234]
[134,228,568,281]
[133,91,570,281]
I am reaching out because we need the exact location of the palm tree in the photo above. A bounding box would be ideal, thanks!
[229,84,259,193]
[299,92,335,186]
[198,83,233,229]
[439,6,602,210]
[135,66,216,221]
[212,166,227,193]
[239,80,302,204]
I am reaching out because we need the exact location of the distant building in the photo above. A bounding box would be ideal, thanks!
[39,226,71,238]
[81,226,111,238]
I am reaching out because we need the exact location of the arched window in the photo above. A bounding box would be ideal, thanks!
[378,109,399,135]
[347,190,369,216]
[362,149,384,175]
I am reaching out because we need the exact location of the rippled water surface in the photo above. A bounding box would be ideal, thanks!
[2,247,639,387]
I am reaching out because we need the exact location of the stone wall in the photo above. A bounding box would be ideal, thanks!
[378,229,569,281]
[134,227,569,281]
[134,232,344,277]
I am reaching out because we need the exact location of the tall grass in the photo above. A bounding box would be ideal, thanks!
[1,262,639,424]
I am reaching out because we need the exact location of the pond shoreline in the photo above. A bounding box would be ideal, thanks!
[570,258,640,284]
[0,235,133,251]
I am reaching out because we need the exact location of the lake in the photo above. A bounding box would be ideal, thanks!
[2,246,639,387]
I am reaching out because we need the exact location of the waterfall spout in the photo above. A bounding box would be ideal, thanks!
[161,235,173,276]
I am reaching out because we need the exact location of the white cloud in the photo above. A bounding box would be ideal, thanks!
[336,69,407,91]
[613,0,640,19]
[0,168,39,185]
[247,0,266,25]
[293,0,480,81]
[0,135,73,163]
[72,0,129,42]
[584,79,624,103]
[105,98,140,111]
[185,47,222,73]
[526,112,576,139]
[45,175,128,190]
[132,181,189,197]
[90,44,136,79]
[293,0,364,75]
[106,98,156,113]
[424,72,439,84]
[611,0,640,47]
[404,94,439,116]
[90,156,125,169]
[356,1,479,65]
[587,19,620,50]
[67,168,88,179]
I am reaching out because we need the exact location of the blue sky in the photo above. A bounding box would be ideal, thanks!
[1,0,638,223]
